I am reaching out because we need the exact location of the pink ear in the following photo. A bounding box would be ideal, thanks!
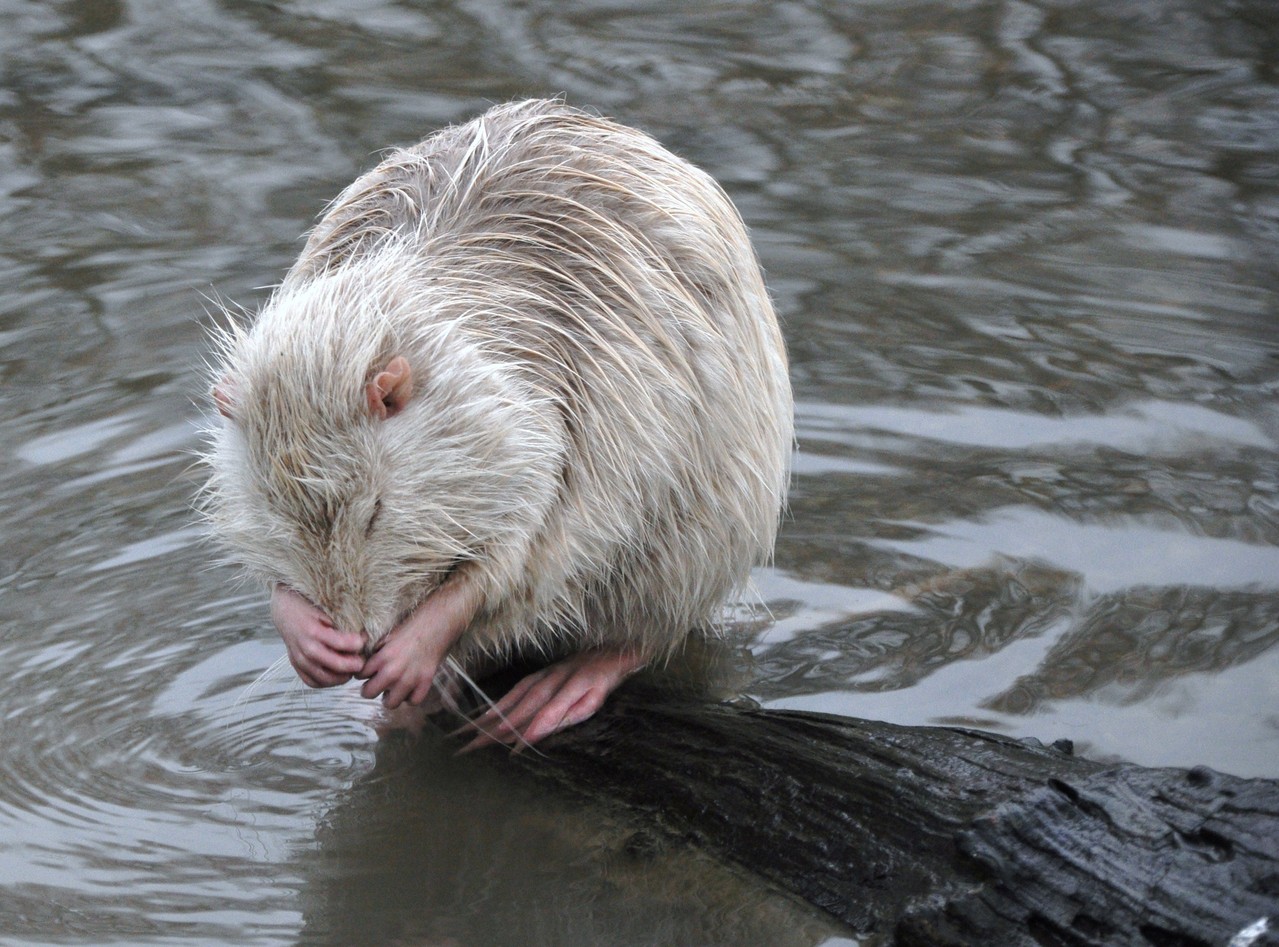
[366,356,413,420]
[213,377,237,421]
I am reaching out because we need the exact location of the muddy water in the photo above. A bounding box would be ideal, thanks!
[1,0,1276,944]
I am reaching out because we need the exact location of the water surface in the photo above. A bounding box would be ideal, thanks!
[1,0,1276,943]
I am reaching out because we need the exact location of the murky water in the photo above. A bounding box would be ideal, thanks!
[1,0,1276,943]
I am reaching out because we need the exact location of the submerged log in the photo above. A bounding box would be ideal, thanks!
[473,684,1279,946]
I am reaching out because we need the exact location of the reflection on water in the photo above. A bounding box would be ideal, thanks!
[0,0,1276,943]
[298,729,839,946]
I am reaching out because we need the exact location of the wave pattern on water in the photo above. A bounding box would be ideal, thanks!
[0,0,1276,943]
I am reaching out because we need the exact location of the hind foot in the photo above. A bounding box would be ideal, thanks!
[456,647,646,752]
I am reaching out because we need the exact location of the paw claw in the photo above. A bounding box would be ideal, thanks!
[445,648,644,751]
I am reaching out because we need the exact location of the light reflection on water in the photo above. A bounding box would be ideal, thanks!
[0,0,1276,943]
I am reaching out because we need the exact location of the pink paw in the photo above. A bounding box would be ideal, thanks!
[455,648,646,752]
[271,585,365,688]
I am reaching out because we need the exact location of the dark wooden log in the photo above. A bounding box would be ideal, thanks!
[471,683,1279,946]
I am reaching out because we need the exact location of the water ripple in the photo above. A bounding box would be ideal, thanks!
[0,0,1276,942]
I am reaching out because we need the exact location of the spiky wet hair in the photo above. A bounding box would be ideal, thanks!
[202,98,792,667]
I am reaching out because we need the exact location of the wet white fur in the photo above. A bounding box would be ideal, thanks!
[202,98,792,671]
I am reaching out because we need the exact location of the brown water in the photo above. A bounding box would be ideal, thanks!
[1,0,1276,944]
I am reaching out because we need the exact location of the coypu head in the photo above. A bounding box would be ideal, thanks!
[202,251,565,649]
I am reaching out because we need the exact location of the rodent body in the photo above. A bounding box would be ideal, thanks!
[204,99,792,729]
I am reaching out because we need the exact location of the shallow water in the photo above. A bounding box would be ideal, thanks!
[1,0,1276,943]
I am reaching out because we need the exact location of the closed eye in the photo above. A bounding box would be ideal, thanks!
[364,498,382,538]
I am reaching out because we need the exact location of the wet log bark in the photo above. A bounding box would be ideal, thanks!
[480,685,1279,946]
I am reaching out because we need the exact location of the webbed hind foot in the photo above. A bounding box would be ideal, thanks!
[455,647,647,752]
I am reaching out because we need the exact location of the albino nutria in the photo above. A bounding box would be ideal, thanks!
[203,98,792,747]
